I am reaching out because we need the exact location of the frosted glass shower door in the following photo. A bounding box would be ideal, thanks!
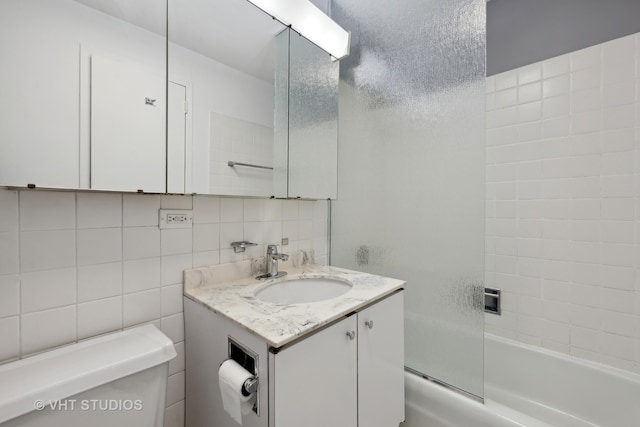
[330,0,486,398]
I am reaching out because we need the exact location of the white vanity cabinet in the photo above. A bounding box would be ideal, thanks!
[269,291,405,427]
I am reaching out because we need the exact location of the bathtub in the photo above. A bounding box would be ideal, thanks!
[404,333,640,427]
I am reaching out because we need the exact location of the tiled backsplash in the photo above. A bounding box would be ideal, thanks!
[0,188,328,426]
[485,32,640,374]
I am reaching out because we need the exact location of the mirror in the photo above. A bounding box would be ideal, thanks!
[167,0,339,198]
[0,0,167,192]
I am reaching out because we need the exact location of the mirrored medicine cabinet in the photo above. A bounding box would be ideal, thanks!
[0,0,340,199]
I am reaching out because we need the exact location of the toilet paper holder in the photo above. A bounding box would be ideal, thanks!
[228,336,259,415]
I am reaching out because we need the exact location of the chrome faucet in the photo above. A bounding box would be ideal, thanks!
[257,244,288,280]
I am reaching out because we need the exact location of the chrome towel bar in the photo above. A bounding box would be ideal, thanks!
[228,161,273,171]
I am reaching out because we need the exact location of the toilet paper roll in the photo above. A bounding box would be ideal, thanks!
[218,359,255,424]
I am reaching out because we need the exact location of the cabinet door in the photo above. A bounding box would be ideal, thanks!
[90,54,166,193]
[358,291,405,427]
[273,316,357,427]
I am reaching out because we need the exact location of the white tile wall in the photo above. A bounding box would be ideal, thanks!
[0,189,329,426]
[485,33,640,374]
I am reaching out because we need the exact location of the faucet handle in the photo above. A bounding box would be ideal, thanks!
[266,244,278,255]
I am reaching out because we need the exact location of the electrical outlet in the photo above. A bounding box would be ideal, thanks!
[159,209,193,229]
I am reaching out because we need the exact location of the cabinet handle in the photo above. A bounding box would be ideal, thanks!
[346,331,356,340]
[364,320,374,329]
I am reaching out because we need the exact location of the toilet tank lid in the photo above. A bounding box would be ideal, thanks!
[0,324,176,423]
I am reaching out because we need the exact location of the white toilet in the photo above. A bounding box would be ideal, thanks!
[0,324,176,426]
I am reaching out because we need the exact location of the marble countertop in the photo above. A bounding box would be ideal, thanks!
[183,255,405,348]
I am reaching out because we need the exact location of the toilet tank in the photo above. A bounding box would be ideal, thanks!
[0,325,176,427]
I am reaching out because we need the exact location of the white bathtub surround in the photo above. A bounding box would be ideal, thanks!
[405,334,640,427]
[184,255,405,347]
[0,188,329,427]
[485,32,640,374]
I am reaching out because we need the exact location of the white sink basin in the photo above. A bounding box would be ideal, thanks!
[255,278,352,305]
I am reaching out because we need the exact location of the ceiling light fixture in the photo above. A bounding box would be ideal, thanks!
[246,0,350,60]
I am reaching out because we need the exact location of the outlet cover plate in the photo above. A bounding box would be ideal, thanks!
[159,209,193,229]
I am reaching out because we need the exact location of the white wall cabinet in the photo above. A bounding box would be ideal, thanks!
[270,291,405,427]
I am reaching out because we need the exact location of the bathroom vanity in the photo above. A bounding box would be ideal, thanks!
[183,255,405,427]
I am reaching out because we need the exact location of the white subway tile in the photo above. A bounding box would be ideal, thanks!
[77,296,122,340]
[571,88,601,113]
[543,179,572,199]
[543,280,571,302]
[486,75,495,93]
[20,230,75,273]
[571,262,602,286]
[193,224,220,252]
[518,63,542,85]
[602,36,636,85]
[572,241,600,264]
[77,193,121,229]
[601,198,634,221]
[542,319,570,344]
[601,332,635,361]
[0,317,19,361]
[161,254,192,287]
[571,110,602,135]
[263,199,282,221]
[543,55,570,78]
[0,190,18,233]
[518,101,542,123]
[517,314,544,337]
[570,133,601,156]
[571,304,601,329]
[123,289,161,327]
[601,266,634,291]
[77,228,122,266]
[0,275,19,318]
[516,276,543,297]
[542,220,571,240]
[570,155,600,178]
[600,221,634,244]
[495,70,517,90]
[495,255,518,275]
[544,300,571,323]
[518,181,541,200]
[192,251,219,268]
[21,305,76,355]
[164,401,185,427]
[219,222,243,249]
[518,123,543,143]
[571,176,600,199]
[542,158,572,179]
[193,196,220,224]
[570,45,601,71]
[602,311,636,338]
[488,125,518,146]
[161,195,192,209]
[161,313,184,343]
[543,239,572,261]
[0,232,19,275]
[165,371,185,407]
[219,249,243,264]
[494,219,518,237]
[123,258,161,293]
[601,128,634,153]
[518,257,543,278]
[77,262,122,302]
[21,268,76,313]
[601,175,634,198]
[161,229,193,256]
[519,82,542,104]
[282,220,299,242]
[123,227,160,260]
[603,80,636,107]
[20,191,75,231]
[543,200,571,219]
[518,220,543,238]
[122,194,160,227]
[517,238,542,258]
[542,138,572,159]
[492,106,520,128]
[169,341,185,376]
[600,288,634,313]
[571,199,600,221]
[543,116,570,138]
[161,284,184,317]
[243,199,265,222]
[571,68,602,92]
[543,75,570,98]
[518,201,542,219]
[543,95,570,118]
[603,104,635,130]
[571,326,601,352]
[571,220,600,242]
[544,260,573,282]
[220,198,243,223]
